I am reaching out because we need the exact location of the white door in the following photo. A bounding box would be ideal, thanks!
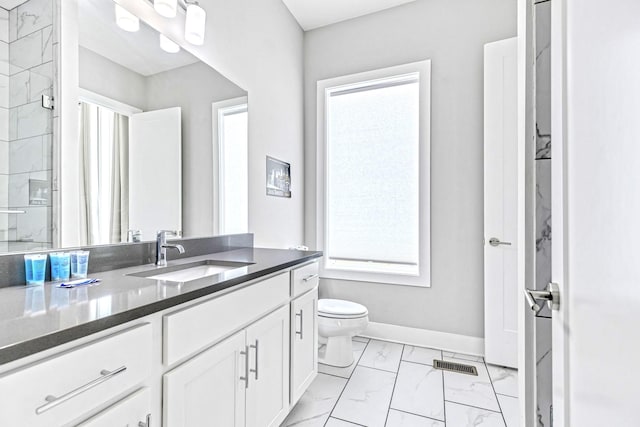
[551,0,640,425]
[483,37,519,368]
[290,289,318,406]
[78,388,151,427]
[246,305,290,427]
[129,107,182,241]
[163,331,246,427]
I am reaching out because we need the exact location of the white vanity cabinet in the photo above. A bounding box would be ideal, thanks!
[290,288,318,406]
[162,272,293,427]
[78,387,152,427]
[163,305,290,427]
[0,323,152,427]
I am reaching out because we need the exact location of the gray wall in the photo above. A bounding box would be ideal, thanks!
[304,0,516,338]
[146,62,247,237]
[78,46,146,109]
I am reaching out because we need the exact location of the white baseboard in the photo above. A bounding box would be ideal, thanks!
[361,322,485,357]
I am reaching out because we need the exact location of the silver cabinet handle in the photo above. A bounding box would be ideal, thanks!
[138,414,151,427]
[35,366,127,415]
[302,274,319,282]
[296,310,304,339]
[524,282,560,312]
[488,237,512,247]
[249,340,259,380]
[240,345,250,388]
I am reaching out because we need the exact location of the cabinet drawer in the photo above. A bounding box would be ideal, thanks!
[0,323,152,427]
[290,262,319,298]
[164,272,289,366]
[78,387,151,427]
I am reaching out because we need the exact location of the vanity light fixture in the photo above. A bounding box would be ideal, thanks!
[115,3,140,32]
[154,0,178,18]
[160,34,181,53]
[184,1,206,46]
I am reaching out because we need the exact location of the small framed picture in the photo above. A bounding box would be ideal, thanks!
[266,156,291,198]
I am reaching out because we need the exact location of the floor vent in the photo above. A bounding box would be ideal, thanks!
[433,360,478,376]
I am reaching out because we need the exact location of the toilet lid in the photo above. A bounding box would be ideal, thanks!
[318,299,368,317]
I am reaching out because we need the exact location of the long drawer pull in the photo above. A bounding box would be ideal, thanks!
[250,340,259,380]
[296,310,304,339]
[35,366,127,415]
[302,274,319,282]
[240,346,250,389]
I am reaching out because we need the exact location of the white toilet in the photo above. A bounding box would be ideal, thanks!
[318,299,369,367]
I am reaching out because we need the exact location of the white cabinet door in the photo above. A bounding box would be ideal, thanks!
[245,305,290,427]
[163,331,246,427]
[78,388,151,427]
[290,288,318,406]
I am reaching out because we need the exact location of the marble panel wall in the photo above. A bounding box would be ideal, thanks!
[0,7,9,244]
[2,0,54,252]
[534,1,552,426]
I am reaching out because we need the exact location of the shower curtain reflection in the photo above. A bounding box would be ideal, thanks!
[78,102,129,245]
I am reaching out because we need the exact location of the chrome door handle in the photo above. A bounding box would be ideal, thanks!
[489,237,512,247]
[138,414,151,427]
[240,345,250,388]
[35,366,127,414]
[296,310,304,339]
[303,274,319,282]
[524,282,560,312]
[250,340,259,380]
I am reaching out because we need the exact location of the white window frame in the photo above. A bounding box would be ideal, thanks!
[212,96,249,235]
[317,60,431,287]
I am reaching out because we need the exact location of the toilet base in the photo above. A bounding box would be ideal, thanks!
[318,335,355,367]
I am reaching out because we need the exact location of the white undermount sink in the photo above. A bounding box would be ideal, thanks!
[129,260,253,283]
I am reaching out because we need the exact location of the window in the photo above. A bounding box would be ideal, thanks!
[213,97,249,235]
[317,61,431,287]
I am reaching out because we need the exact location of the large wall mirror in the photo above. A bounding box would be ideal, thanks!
[0,0,249,253]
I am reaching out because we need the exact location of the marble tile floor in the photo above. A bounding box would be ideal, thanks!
[282,337,518,427]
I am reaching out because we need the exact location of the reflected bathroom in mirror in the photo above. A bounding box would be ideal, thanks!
[0,0,249,253]
[72,0,249,246]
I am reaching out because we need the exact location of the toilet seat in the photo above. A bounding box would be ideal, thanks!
[318,299,368,319]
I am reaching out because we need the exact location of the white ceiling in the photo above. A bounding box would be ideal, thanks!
[0,0,28,10]
[281,0,418,31]
[78,0,199,77]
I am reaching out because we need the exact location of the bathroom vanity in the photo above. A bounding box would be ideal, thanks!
[0,246,320,427]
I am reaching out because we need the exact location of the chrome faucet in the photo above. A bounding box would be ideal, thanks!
[156,230,185,267]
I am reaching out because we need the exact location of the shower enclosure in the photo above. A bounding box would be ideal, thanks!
[0,0,55,253]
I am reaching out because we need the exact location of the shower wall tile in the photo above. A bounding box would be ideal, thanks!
[9,30,41,73]
[0,74,8,108]
[10,136,43,174]
[42,133,51,169]
[8,9,16,43]
[535,1,551,159]
[535,159,551,293]
[41,25,52,63]
[0,174,7,206]
[0,9,8,44]
[0,107,8,141]
[28,61,52,102]
[17,0,53,39]
[11,100,51,139]
[0,140,8,174]
[0,41,8,75]
[15,206,51,243]
[9,69,28,107]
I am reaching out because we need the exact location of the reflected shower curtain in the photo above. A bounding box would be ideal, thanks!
[78,102,129,245]
[110,114,129,243]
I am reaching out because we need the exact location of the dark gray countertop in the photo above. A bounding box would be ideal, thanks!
[0,248,322,365]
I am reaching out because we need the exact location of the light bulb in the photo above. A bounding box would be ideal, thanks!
[185,3,206,46]
[154,0,177,18]
[160,34,180,53]
[115,4,139,32]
